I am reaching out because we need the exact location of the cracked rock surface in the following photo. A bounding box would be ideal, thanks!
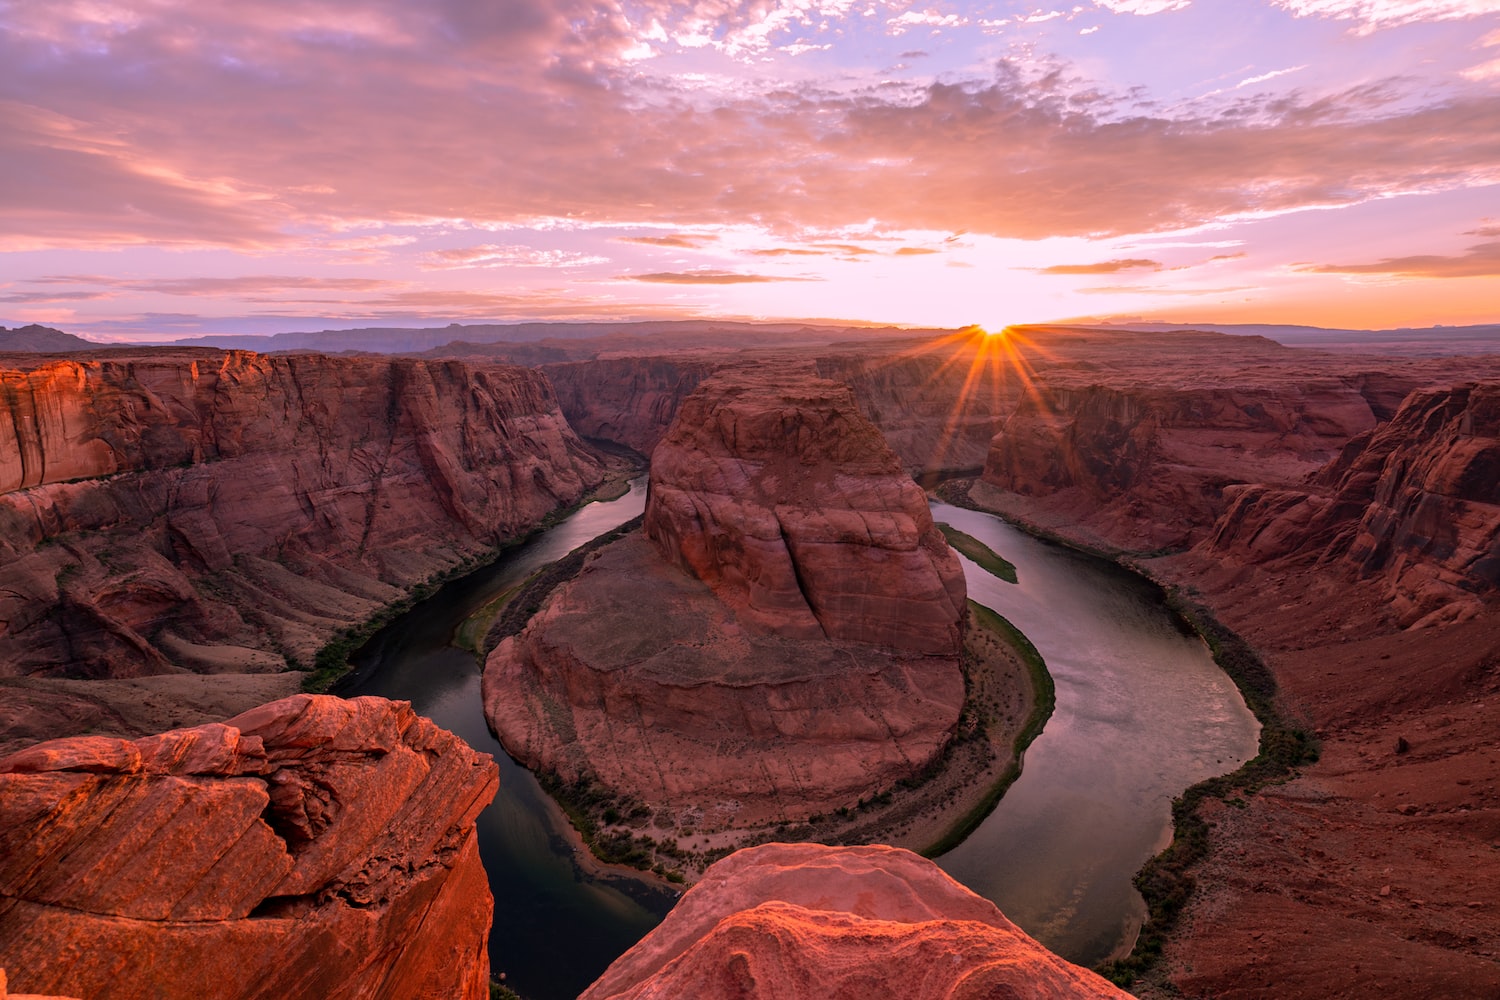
[0,694,498,1000]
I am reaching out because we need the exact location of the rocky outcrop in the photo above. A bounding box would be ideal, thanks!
[1203,381,1500,626]
[0,694,497,1000]
[0,350,604,678]
[644,372,966,655]
[982,381,1380,550]
[581,843,1130,1000]
[484,372,967,834]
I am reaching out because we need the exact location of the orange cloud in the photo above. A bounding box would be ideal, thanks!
[1303,240,1500,278]
[628,270,816,284]
[615,234,718,248]
[1037,258,1161,275]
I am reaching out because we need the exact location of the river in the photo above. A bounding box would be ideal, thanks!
[931,501,1260,966]
[339,483,1259,997]
[337,479,675,1000]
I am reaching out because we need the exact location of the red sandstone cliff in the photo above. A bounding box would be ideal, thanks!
[980,380,1383,550]
[484,372,968,837]
[581,843,1131,1000]
[644,371,966,654]
[0,351,604,679]
[1203,380,1500,626]
[959,365,1500,997]
[543,357,723,457]
[0,694,498,1000]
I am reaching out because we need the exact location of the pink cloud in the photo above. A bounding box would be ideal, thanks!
[627,269,816,284]
[1271,0,1496,31]
[1037,258,1162,275]
[1303,239,1500,277]
[2,0,1498,257]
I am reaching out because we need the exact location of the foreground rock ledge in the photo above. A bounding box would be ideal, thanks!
[0,694,499,1000]
[582,842,1131,1000]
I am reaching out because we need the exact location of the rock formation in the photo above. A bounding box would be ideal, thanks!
[581,843,1131,1000]
[0,350,604,678]
[643,371,967,654]
[0,694,498,1000]
[980,380,1383,550]
[484,372,967,834]
[1202,381,1500,626]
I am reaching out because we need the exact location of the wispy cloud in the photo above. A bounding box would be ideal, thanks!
[615,234,718,248]
[627,270,817,284]
[1093,0,1192,14]
[1303,240,1500,277]
[422,244,609,269]
[1037,258,1162,274]
[1271,0,1497,32]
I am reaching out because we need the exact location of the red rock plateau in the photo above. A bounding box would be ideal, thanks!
[0,349,604,748]
[484,372,969,833]
[0,694,499,1000]
[581,842,1130,1000]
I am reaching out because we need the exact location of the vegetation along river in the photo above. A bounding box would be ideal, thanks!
[340,482,1260,997]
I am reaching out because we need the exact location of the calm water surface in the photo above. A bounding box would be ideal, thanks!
[338,480,675,1000]
[932,501,1260,965]
[340,484,1259,996]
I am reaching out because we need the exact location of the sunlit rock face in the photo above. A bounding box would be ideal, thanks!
[484,371,966,830]
[0,351,604,678]
[644,371,966,655]
[1204,380,1500,626]
[581,843,1133,1000]
[0,695,498,1000]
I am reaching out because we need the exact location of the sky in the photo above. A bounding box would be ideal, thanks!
[2,0,1499,341]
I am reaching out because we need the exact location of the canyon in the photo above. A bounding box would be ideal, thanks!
[0,349,606,752]
[0,694,498,999]
[2,322,1498,998]
[482,372,1006,852]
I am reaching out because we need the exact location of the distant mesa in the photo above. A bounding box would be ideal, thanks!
[0,326,97,354]
[0,695,498,1000]
[581,842,1131,1000]
[483,370,969,840]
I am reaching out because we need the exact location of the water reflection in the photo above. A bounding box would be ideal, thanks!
[932,501,1260,965]
[338,481,676,1000]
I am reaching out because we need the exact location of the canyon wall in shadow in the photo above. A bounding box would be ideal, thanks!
[0,351,605,681]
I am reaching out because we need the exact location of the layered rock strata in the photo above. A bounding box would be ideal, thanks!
[581,843,1131,1000]
[643,371,967,654]
[0,694,498,1000]
[0,350,604,678]
[981,381,1381,550]
[485,373,967,833]
[1203,380,1500,626]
